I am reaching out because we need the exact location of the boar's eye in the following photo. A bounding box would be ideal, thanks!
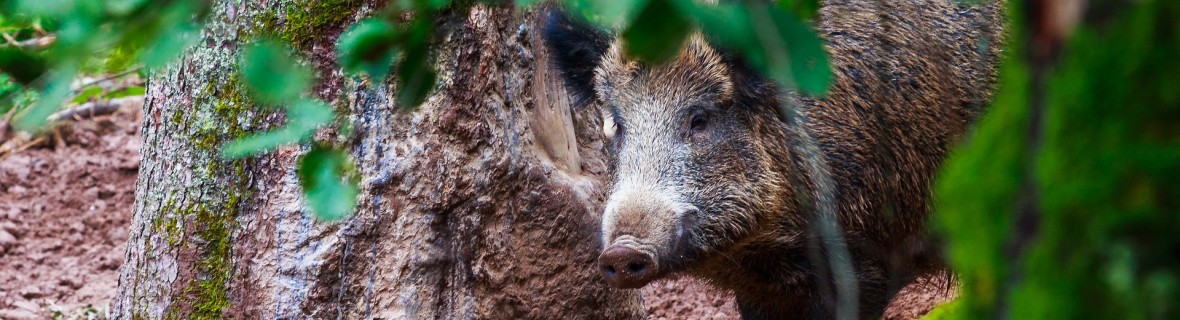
[609,110,625,150]
[614,120,624,138]
[689,112,708,137]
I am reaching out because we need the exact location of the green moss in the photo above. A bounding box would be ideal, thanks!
[189,203,234,320]
[244,10,281,40]
[158,62,266,319]
[281,0,361,48]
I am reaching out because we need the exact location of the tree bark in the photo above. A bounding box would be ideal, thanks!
[114,1,643,318]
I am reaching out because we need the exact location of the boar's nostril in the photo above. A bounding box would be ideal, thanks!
[598,245,659,289]
[626,262,645,274]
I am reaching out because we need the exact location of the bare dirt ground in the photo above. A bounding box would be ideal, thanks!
[0,97,943,319]
[643,278,740,319]
[0,99,142,319]
[644,272,956,320]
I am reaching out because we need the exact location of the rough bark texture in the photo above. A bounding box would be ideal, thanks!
[114,1,643,318]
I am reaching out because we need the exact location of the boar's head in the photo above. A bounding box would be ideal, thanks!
[543,9,801,289]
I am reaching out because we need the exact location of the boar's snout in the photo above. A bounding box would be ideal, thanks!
[598,244,659,288]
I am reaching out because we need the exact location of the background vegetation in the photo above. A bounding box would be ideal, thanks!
[0,0,1176,318]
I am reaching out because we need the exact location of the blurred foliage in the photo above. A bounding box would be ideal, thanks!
[935,0,1180,318]
[0,0,208,131]
[621,0,693,63]
[239,41,313,105]
[298,144,361,221]
[0,73,37,116]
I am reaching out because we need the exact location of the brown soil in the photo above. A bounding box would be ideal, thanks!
[0,100,142,319]
[643,272,956,319]
[643,277,740,319]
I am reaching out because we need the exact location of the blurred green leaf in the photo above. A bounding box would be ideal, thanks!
[12,0,76,16]
[0,76,16,116]
[71,86,102,104]
[241,40,313,105]
[0,74,38,117]
[746,3,830,96]
[395,46,435,110]
[621,0,692,64]
[297,145,359,221]
[425,0,448,10]
[394,18,435,110]
[106,85,145,99]
[0,48,48,85]
[141,23,197,68]
[221,125,310,159]
[566,0,649,29]
[105,0,149,16]
[287,99,335,129]
[337,18,400,80]
[777,0,819,21]
[221,99,333,158]
[514,0,543,8]
[688,2,754,58]
[687,2,830,95]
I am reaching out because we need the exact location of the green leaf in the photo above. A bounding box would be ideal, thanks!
[746,3,830,96]
[12,0,76,16]
[71,86,103,104]
[241,40,313,105]
[105,0,149,16]
[394,18,436,111]
[396,51,435,110]
[221,125,310,159]
[425,0,448,10]
[297,145,359,221]
[105,85,145,99]
[621,0,692,64]
[287,99,335,129]
[221,99,333,158]
[337,19,399,80]
[777,0,820,21]
[514,0,543,8]
[567,0,650,29]
[141,23,197,68]
[688,2,755,60]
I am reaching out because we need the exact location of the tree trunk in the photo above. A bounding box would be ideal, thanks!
[113,1,643,318]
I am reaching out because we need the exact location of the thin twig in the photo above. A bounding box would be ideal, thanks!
[0,134,43,160]
[0,34,56,49]
[48,101,121,122]
[1,33,19,46]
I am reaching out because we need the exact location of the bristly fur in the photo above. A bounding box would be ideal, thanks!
[543,0,1004,318]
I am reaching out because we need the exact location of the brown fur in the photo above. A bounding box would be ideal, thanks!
[544,0,1003,318]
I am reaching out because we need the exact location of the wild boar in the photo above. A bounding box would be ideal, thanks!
[543,0,1002,318]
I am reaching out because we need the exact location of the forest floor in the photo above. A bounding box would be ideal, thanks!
[0,99,740,319]
[0,100,142,319]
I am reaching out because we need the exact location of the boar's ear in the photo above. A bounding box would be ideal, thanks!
[709,39,778,110]
[542,7,611,107]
